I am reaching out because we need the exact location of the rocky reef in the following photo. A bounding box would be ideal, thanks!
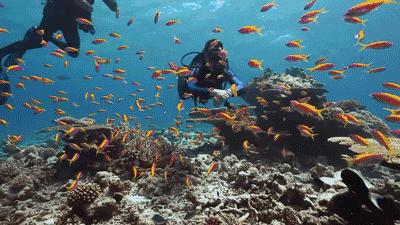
[187,67,397,167]
[0,67,399,225]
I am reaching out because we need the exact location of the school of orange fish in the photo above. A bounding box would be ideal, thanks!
[0,0,399,190]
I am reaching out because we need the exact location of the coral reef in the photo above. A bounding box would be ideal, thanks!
[187,67,393,167]
[0,68,399,225]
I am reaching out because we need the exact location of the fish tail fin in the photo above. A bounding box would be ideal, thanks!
[362,19,368,26]
[383,0,398,4]
[321,7,328,14]
[306,67,314,72]
[317,110,324,120]
[314,16,319,23]
[359,43,367,51]
[257,27,264,36]
[341,155,354,167]
[383,108,396,114]
[304,55,311,62]
[311,133,318,141]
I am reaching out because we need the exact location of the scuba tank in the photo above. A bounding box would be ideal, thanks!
[177,52,201,100]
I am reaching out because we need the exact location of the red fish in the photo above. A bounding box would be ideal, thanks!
[260,1,277,12]
[371,92,400,107]
[367,67,385,74]
[360,41,392,51]
[304,0,317,10]
[344,0,397,17]
[166,19,180,26]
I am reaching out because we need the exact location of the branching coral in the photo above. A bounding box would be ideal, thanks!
[67,182,101,208]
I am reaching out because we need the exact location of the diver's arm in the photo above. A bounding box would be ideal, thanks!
[186,67,211,97]
[187,81,211,96]
[225,68,246,95]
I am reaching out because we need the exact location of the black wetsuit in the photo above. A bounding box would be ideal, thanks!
[185,53,245,107]
[0,0,118,105]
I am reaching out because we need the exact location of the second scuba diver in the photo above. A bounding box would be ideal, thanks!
[0,0,119,105]
[178,39,245,108]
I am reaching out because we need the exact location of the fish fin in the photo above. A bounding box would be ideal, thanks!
[359,43,367,51]
[306,67,314,72]
[383,108,396,114]
[317,110,324,120]
[321,7,328,14]
[257,27,264,36]
[383,0,398,4]
[362,19,368,26]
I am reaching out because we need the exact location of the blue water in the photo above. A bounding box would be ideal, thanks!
[0,0,399,144]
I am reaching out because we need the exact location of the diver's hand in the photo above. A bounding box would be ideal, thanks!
[79,24,95,35]
[209,89,230,98]
[210,89,232,107]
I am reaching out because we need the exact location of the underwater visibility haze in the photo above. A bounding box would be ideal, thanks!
[0,0,400,224]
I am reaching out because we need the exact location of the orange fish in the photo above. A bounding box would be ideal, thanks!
[285,54,310,62]
[92,38,106,44]
[207,162,218,175]
[238,25,263,36]
[242,140,251,152]
[344,16,368,25]
[248,59,263,69]
[286,39,304,48]
[260,0,278,12]
[109,32,121,38]
[185,175,191,189]
[345,0,397,17]
[151,161,156,177]
[342,152,384,167]
[166,19,180,26]
[385,114,400,123]
[290,100,324,120]
[360,41,392,51]
[301,8,327,19]
[76,18,92,25]
[307,63,335,72]
[367,67,385,74]
[383,82,400,89]
[0,28,9,33]
[371,130,392,152]
[350,134,370,146]
[69,153,80,166]
[371,92,400,107]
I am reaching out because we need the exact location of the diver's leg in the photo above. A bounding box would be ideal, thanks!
[61,20,80,58]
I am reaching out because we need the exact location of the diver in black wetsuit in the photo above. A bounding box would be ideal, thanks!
[0,0,119,105]
[178,39,246,108]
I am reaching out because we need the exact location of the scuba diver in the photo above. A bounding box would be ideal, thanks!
[0,0,119,105]
[178,39,245,108]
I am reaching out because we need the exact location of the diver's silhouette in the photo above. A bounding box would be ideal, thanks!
[0,0,119,105]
